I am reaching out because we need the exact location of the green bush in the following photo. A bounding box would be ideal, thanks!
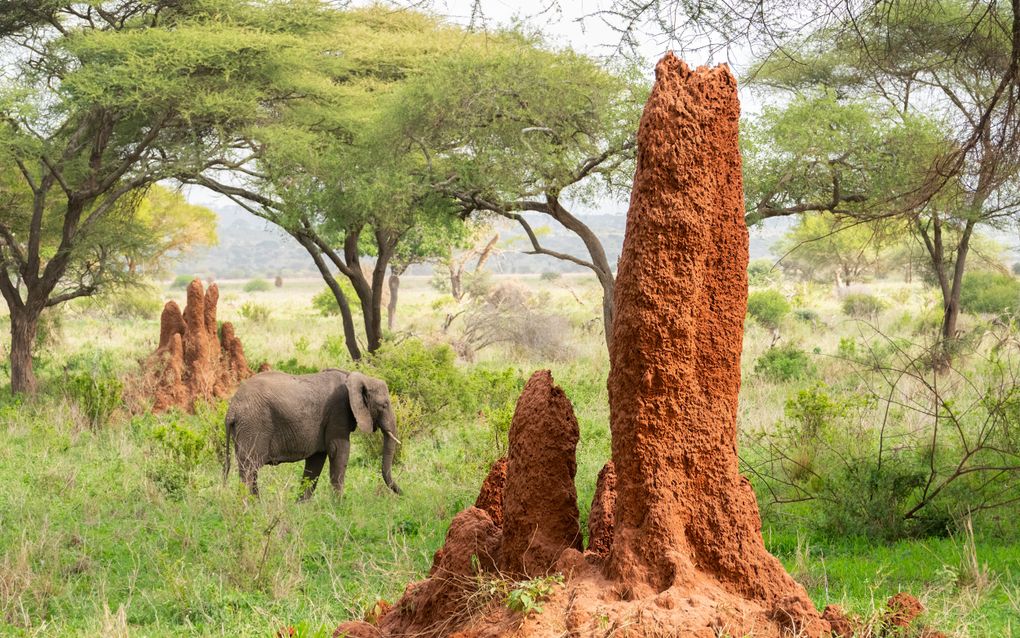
[171,274,195,289]
[141,401,226,498]
[108,286,163,319]
[754,343,814,382]
[240,301,271,323]
[960,271,1020,316]
[747,290,790,329]
[841,293,884,318]
[64,351,123,429]
[321,334,350,361]
[748,383,943,539]
[243,278,271,293]
[748,258,778,287]
[793,308,820,323]
[362,339,523,424]
[539,271,561,281]
[311,278,360,316]
[273,358,318,375]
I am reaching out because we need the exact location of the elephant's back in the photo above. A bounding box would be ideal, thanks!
[229,370,344,461]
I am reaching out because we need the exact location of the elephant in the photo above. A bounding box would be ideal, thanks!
[222,369,402,499]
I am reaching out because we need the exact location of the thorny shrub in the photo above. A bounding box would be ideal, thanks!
[63,350,123,429]
[747,289,790,329]
[746,331,1020,539]
[460,282,574,361]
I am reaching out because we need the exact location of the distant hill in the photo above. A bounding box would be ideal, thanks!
[174,202,796,279]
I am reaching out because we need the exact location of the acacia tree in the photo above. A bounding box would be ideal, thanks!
[386,39,645,347]
[744,2,1020,346]
[188,9,482,361]
[0,1,331,394]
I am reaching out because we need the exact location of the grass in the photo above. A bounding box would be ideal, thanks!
[0,274,1017,636]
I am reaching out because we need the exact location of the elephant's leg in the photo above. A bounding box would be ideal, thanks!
[239,458,260,497]
[327,438,352,497]
[299,452,327,502]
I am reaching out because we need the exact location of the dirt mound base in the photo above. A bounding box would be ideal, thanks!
[140,279,254,412]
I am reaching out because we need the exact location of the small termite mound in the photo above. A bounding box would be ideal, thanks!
[139,279,254,412]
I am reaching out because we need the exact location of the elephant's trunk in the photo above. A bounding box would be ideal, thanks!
[382,422,402,495]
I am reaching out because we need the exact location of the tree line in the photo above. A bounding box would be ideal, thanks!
[4,0,1020,394]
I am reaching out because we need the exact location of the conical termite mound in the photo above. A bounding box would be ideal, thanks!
[333,52,828,638]
[137,279,255,412]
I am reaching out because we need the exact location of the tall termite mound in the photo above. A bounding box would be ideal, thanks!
[141,279,254,412]
[605,51,823,625]
[363,370,582,638]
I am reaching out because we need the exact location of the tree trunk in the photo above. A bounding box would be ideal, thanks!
[449,266,463,301]
[9,306,41,395]
[547,196,617,349]
[387,267,404,332]
[941,220,975,344]
[294,234,362,361]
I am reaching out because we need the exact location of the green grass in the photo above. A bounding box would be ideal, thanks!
[0,275,1017,636]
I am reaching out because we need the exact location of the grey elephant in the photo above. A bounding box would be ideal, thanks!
[223,369,402,499]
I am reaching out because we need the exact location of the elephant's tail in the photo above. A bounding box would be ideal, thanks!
[223,410,235,486]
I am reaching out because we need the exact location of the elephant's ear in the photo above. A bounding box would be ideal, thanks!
[346,372,374,434]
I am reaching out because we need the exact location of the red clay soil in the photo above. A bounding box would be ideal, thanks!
[884,592,924,628]
[822,605,855,637]
[336,53,831,638]
[585,460,616,562]
[499,370,582,577]
[378,507,503,638]
[474,457,508,527]
[141,279,254,412]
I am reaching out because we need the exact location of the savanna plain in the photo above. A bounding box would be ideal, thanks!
[0,271,1018,637]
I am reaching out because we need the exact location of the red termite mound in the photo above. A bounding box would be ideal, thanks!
[585,460,616,562]
[604,51,826,629]
[141,279,254,412]
[335,53,830,638]
[499,370,582,577]
[377,370,580,637]
[474,457,508,527]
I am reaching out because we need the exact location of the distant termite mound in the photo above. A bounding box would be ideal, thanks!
[332,52,830,637]
[140,279,254,412]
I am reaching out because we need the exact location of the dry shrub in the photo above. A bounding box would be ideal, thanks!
[460,283,573,361]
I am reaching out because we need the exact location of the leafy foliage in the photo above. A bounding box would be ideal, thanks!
[240,302,271,323]
[842,293,885,319]
[64,351,123,429]
[747,290,791,329]
[244,279,272,293]
[960,272,1020,316]
[754,344,814,382]
[505,574,563,616]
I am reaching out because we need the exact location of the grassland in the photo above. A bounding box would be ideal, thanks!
[0,275,1017,636]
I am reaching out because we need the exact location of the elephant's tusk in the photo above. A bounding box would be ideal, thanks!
[384,430,402,446]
